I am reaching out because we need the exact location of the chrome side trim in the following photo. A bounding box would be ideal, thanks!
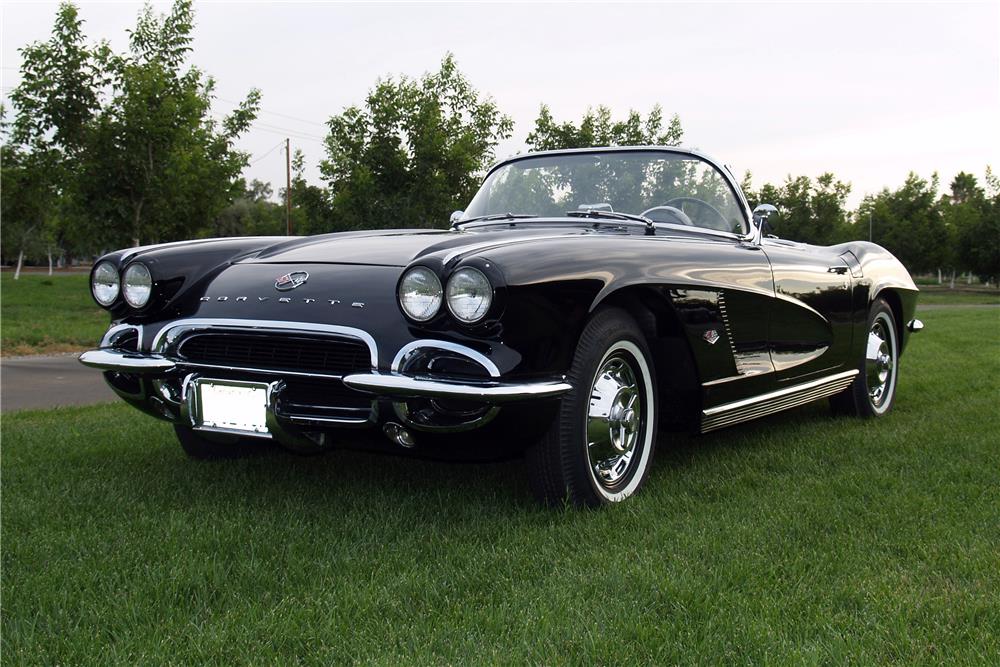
[79,349,176,373]
[343,373,572,404]
[716,291,743,374]
[700,369,858,433]
[150,317,378,368]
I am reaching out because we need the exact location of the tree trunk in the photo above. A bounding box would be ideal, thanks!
[949,270,956,289]
[47,249,53,276]
[967,271,972,285]
[14,250,24,280]
[937,268,942,284]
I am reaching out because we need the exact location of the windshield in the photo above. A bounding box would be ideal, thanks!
[463,151,748,235]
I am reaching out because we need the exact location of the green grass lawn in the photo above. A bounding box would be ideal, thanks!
[1,273,108,356]
[916,285,1000,306]
[3,307,998,664]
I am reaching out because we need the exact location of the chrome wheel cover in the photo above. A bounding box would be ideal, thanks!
[587,352,645,488]
[865,312,897,413]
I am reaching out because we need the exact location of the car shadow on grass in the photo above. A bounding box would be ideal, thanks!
[99,399,843,522]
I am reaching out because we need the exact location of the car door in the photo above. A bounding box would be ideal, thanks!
[759,237,855,382]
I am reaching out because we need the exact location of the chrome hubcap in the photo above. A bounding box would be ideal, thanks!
[587,354,643,487]
[866,315,896,408]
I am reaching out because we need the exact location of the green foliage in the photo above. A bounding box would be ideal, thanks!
[3,0,259,257]
[855,173,946,273]
[320,54,513,230]
[743,172,853,246]
[526,103,682,151]
[75,1,260,247]
[947,170,1000,282]
[287,149,334,235]
[210,179,285,237]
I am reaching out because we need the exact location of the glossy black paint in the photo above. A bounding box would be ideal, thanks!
[88,147,920,445]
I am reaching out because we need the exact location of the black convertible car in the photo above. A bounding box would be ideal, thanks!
[81,147,922,506]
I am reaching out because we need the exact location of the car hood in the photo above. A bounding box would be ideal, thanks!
[237,226,612,267]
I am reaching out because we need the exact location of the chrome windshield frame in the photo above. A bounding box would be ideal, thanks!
[466,146,755,242]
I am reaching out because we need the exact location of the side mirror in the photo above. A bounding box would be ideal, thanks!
[449,210,465,225]
[752,204,778,237]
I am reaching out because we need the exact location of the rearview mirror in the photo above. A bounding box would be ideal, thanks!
[450,210,465,225]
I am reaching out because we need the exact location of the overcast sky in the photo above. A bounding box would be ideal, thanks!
[3,1,998,206]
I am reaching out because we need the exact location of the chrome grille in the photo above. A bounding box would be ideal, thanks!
[177,332,371,376]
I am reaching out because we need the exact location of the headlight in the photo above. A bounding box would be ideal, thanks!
[446,267,492,323]
[122,262,153,308]
[398,267,442,321]
[91,261,120,306]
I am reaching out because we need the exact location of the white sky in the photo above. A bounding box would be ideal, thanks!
[3,1,998,207]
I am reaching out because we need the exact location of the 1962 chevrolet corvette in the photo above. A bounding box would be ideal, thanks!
[80,146,922,506]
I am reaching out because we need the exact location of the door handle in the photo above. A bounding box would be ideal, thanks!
[827,266,848,274]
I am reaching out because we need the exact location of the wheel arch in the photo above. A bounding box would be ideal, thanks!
[591,285,702,429]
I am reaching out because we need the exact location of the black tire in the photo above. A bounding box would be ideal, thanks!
[526,308,658,507]
[173,425,270,460]
[830,297,900,418]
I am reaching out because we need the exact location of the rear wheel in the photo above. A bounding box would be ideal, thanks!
[831,298,899,417]
[526,308,658,507]
[174,425,271,460]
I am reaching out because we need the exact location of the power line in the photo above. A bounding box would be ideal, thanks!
[210,110,326,144]
[217,96,326,127]
[249,139,285,165]
[246,123,325,145]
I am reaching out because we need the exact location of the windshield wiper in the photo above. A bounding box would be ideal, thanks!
[566,209,654,233]
[452,212,539,228]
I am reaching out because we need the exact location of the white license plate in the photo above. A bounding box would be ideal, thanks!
[196,380,269,435]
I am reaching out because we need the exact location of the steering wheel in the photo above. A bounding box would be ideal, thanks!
[639,205,694,226]
[662,197,731,232]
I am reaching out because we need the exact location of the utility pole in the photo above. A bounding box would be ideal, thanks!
[285,138,292,235]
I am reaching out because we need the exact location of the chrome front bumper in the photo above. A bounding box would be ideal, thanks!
[78,348,572,406]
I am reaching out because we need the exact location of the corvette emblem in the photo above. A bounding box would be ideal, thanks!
[275,271,309,291]
[703,329,720,345]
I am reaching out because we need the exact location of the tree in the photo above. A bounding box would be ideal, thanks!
[5,3,101,276]
[4,1,260,256]
[320,54,513,230]
[949,170,999,283]
[525,104,682,151]
[286,149,334,235]
[742,172,852,245]
[75,1,260,247]
[856,173,945,274]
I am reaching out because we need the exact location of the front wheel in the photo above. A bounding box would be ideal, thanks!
[526,308,658,507]
[831,298,900,417]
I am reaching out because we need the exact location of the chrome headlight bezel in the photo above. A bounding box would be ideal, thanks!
[446,267,493,324]
[398,266,443,322]
[91,261,120,307]
[122,262,153,309]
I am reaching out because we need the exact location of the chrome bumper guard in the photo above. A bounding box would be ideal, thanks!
[907,319,924,333]
[79,349,176,373]
[342,373,572,403]
[79,348,573,406]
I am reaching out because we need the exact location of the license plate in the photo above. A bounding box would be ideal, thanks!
[195,380,269,435]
